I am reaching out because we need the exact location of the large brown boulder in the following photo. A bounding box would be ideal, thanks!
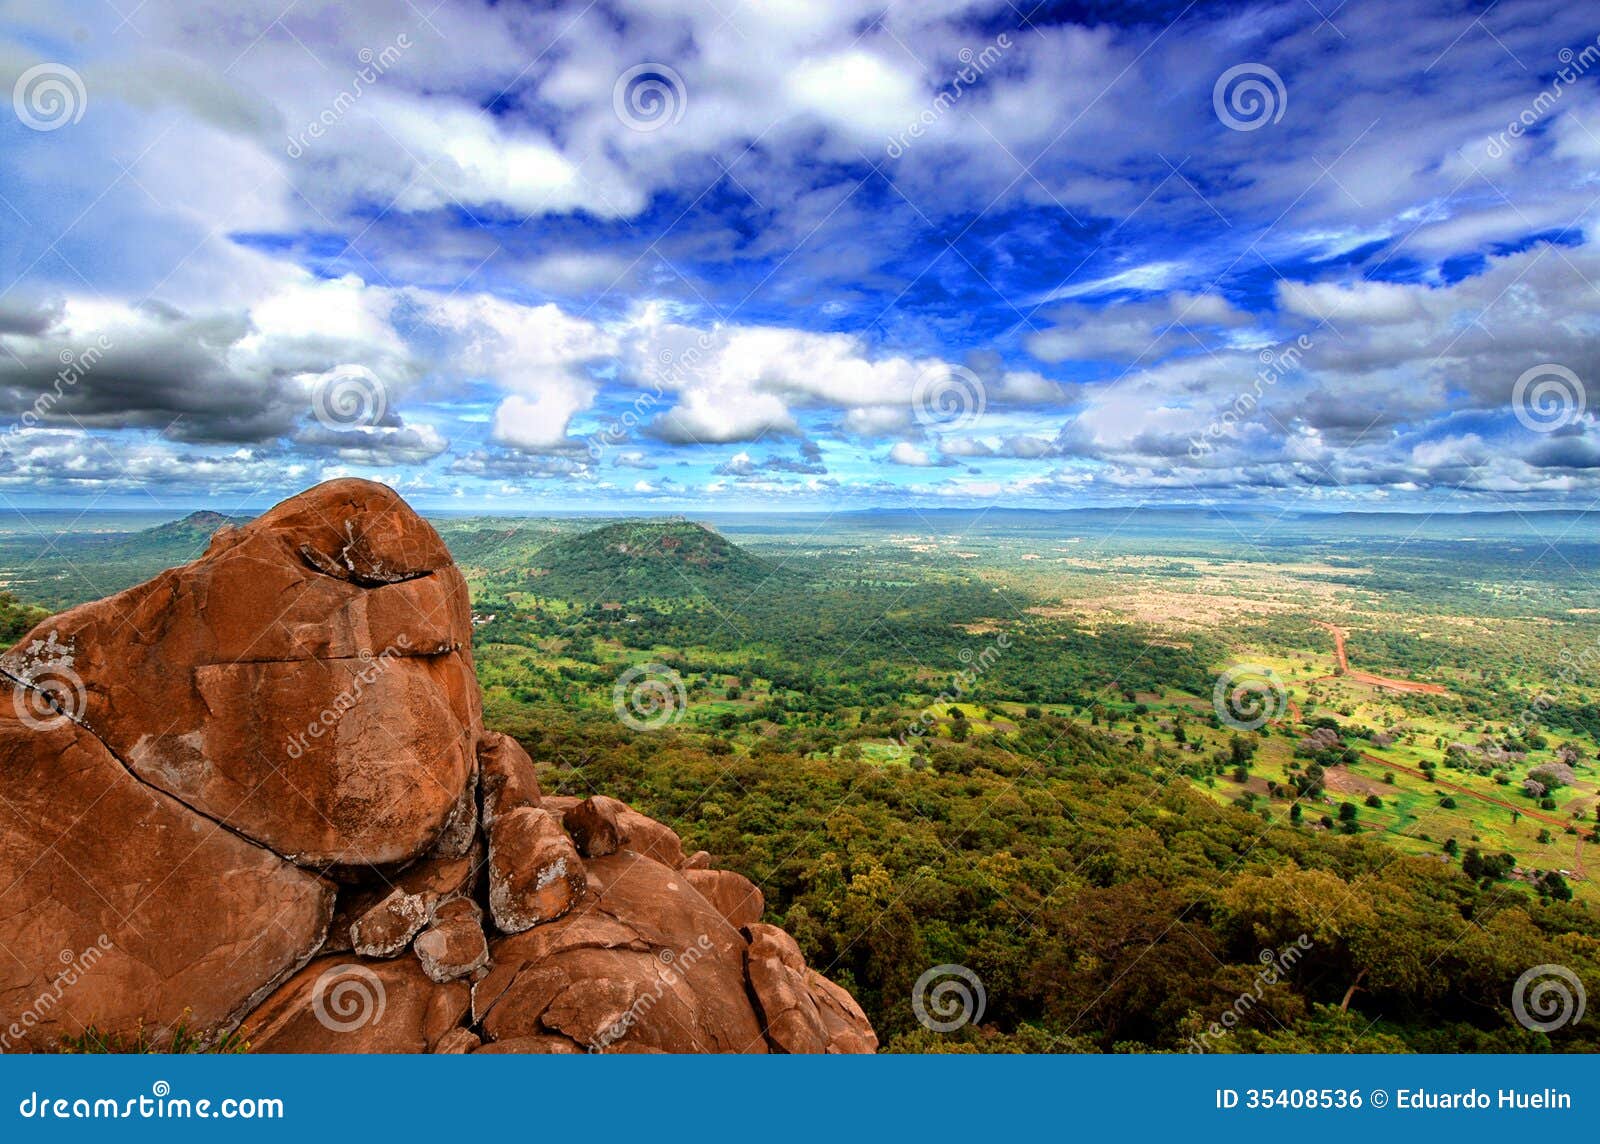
[0,479,875,1054]
[0,692,330,1051]
[4,479,480,870]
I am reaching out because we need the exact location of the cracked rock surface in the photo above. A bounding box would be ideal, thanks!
[0,478,876,1054]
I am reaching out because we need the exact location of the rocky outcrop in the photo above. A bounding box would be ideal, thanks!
[745,924,878,1054]
[0,479,875,1054]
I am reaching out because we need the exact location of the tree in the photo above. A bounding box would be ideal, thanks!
[1538,871,1572,902]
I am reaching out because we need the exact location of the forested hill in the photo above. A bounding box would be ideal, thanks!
[0,510,249,610]
[526,520,781,601]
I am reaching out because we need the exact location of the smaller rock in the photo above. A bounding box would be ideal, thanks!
[563,795,685,867]
[487,807,586,934]
[329,840,484,951]
[432,1027,481,1054]
[477,731,541,827]
[415,898,490,983]
[683,850,713,870]
[685,868,764,928]
[744,923,878,1054]
[350,889,430,958]
[805,969,879,1054]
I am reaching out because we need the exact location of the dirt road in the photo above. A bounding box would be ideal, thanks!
[1312,620,1451,696]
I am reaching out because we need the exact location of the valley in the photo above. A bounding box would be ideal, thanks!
[1,504,1597,1052]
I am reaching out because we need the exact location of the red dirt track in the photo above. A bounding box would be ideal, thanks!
[1313,620,1451,695]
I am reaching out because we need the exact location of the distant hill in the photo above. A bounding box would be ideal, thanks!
[140,510,247,546]
[96,510,250,566]
[0,510,249,613]
[527,519,777,601]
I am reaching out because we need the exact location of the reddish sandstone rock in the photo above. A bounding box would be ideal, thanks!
[477,731,540,827]
[804,968,879,1054]
[241,955,469,1053]
[486,807,586,933]
[350,889,430,958]
[474,853,766,1053]
[326,841,483,955]
[414,898,490,983]
[744,923,878,1054]
[685,868,765,929]
[564,795,686,868]
[540,794,582,817]
[5,479,480,869]
[0,693,330,1050]
[433,1026,481,1054]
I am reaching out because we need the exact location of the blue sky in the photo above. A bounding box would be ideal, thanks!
[1,0,1598,511]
